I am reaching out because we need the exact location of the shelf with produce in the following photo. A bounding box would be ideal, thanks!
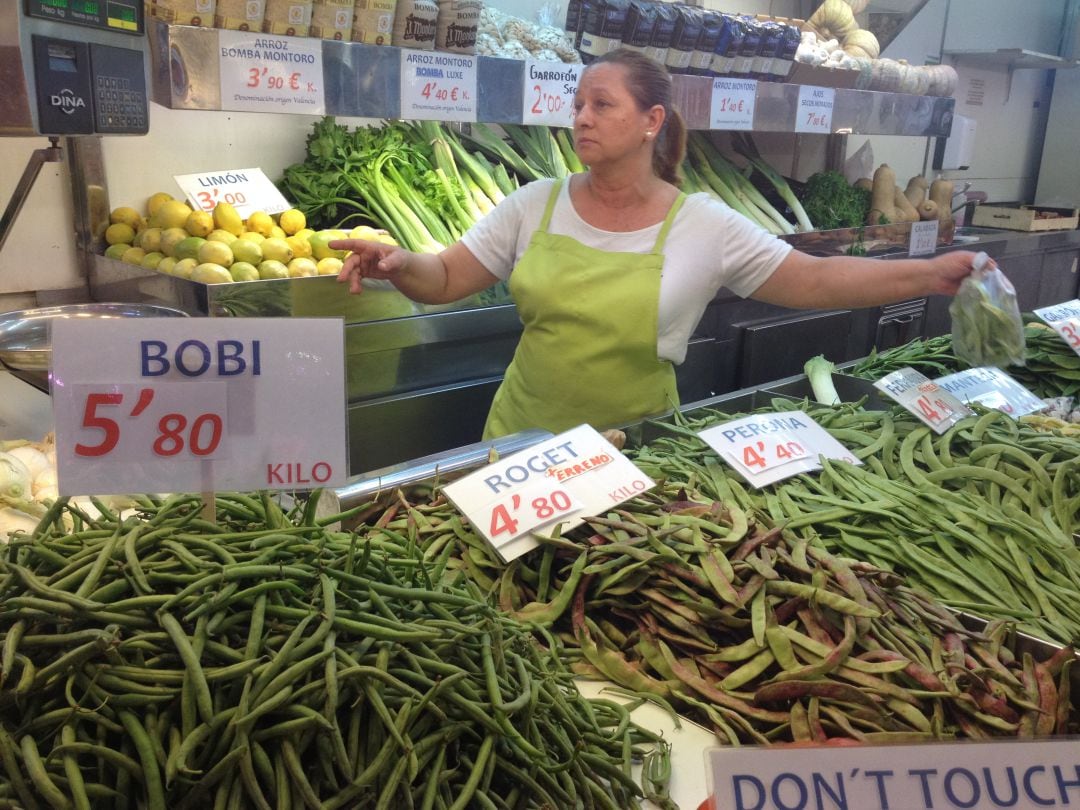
[151,19,954,136]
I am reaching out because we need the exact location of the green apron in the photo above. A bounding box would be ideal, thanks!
[483,179,686,439]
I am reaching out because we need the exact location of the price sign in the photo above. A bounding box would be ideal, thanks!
[1034,299,1080,357]
[908,219,939,256]
[709,739,1079,810]
[795,85,834,133]
[522,59,581,128]
[935,366,1044,416]
[874,367,972,433]
[218,30,325,115]
[400,49,477,122]
[698,410,860,488]
[710,78,756,130]
[174,167,291,219]
[52,318,347,496]
[442,424,654,561]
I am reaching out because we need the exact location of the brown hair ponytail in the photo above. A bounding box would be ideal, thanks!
[591,48,687,186]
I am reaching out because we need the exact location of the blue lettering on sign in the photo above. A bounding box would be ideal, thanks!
[719,416,809,444]
[910,769,938,807]
[1055,765,1080,803]
[865,770,893,808]
[733,774,766,810]
[983,767,1019,806]
[482,441,578,494]
[140,339,262,377]
[772,772,808,810]
[944,768,981,808]
[1025,766,1055,806]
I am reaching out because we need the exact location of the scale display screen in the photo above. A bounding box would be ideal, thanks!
[26,0,143,34]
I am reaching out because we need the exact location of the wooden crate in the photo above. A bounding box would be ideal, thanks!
[970,204,1079,232]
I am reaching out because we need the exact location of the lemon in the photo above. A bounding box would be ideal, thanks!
[140,227,163,253]
[278,208,306,235]
[308,231,348,261]
[288,257,318,277]
[239,231,266,244]
[174,236,206,261]
[110,206,143,230]
[316,257,344,276]
[147,192,175,216]
[207,229,238,244]
[172,258,198,279]
[269,225,287,239]
[104,243,129,260]
[185,210,214,238]
[159,227,188,257]
[285,235,312,259]
[375,233,399,246]
[121,246,146,265]
[158,200,194,230]
[192,263,234,284]
[257,260,289,280]
[197,240,234,267]
[158,256,178,275]
[348,225,382,240]
[294,228,315,242]
[246,210,275,237]
[230,239,263,265]
[213,202,244,237]
[105,222,135,246]
[229,262,260,282]
[141,252,165,270]
[260,237,293,264]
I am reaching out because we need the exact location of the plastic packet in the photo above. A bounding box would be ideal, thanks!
[536,1,560,27]
[948,251,1026,368]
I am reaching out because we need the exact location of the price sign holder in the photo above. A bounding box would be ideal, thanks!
[935,366,1044,416]
[400,49,477,122]
[174,167,292,218]
[1034,298,1080,357]
[442,424,654,562]
[794,85,834,133]
[874,367,972,433]
[908,219,939,256]
[218,30,325,116]
[708,738,1080,810]
[52,318,347,496]
[522,59,581,128]
[698,410,860,488]
[709,77,756,130]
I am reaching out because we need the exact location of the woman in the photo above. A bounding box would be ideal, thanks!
[332,49,976,439]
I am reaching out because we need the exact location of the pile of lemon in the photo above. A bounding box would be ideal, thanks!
[102,193,397,284]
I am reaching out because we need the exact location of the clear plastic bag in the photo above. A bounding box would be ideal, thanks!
[948,251,1027,368]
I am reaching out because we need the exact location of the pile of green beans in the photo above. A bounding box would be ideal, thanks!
[649,400,1080,645]
[850,323,1080,399]
[356,481,1075,746]
[0,493,671,809]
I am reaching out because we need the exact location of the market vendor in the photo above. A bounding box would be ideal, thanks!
[332,48,977,439]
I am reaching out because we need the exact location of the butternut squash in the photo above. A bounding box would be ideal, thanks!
[917,200,939,221]
[894,186,919,223]
[904,176,928,208]
[854,177,873,192]
[928,178,955,228]
[842,29,879,59]
[808,0,857,40]
[867,164,896,225]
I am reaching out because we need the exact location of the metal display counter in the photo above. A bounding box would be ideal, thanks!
[87,224,1080,477]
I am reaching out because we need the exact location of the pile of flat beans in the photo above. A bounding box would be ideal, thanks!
[850,322,1080,399]
[643,402,1080,645]
[364,479,1077,746]
[0,493,673,810]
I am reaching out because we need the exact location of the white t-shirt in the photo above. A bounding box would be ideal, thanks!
[461,178,793,364]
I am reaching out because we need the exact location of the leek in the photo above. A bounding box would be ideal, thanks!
[805,355,841,406]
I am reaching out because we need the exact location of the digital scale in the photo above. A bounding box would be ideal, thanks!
[1,0,149,136]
